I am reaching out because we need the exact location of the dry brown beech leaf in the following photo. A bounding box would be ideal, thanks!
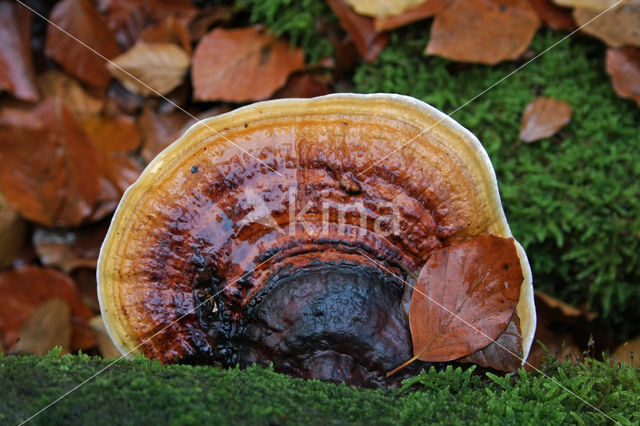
[139,14,194,54]
[108,42,190,97]
[189,6,234,43]
[0,99,102,227]
[409,234,523,362]
[33,223,109,272]
[0,266,95,351]
[46,0,119,89]
[139,106,190,163]
[11,299,72,355]
[458,315,523,372]
[426,0,540,65]
[373,0,452,33]
[88,315,122,358]
[606,47,640,106]
[529,0,577,31]
[0,1,38,102]
[345,0,429,17]
[273,73,333,99]
[192,26,305,102]
[519,97,572,142]
[36,70,105,119]
[327,0,390,62]
[574,5,640,48]
[0,191,26,268]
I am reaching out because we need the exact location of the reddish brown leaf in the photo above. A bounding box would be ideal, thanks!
[529,0,576,31]
[36,71,105,119]
[192,26,305,102]
[0,1,38,101]
[139,107,190,163]
[33,223,109,272]
[519,97,572,142]
[574,5,640,48]
[409,235,523,362]
[459,315,523,371]
[139,14,194,54]
[0,266,95,351]
[606,46,640,107]
[0,99,102,227]
[612,335,640,367]
[327,0,390,62]
[426,0,540,65]
[0,192,27,268]
[11,299,72,355]
[81,114,143,194]
[273,73,332,99]
[108,42,190,96]
[46,0,119,88]
[373,0,452,32]
[189,6,234,43]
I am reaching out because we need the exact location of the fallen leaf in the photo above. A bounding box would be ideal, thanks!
[108,42,190,97]
[33,223,108,272]
[606,47,640,106]
[574,5,640,48]
[72,268,101,312]
[458,316,523,371]
[139,107,190,162]
[612,335,640,367]
[530,0,577,31]
[552,0,632,10]
[88,316,122,358]
[0,98,102,227]
[0,191,27,268]
[534,289,597,320]
[426,0,540,65]
[519,97,572,142]
[327,0,390,62]
[0,1,38,101]
[189,6,234,43]
[36,70,105,119]
[0,266,95,351]
[345,0,428,17]
[139,14,195,54]
[46,0,120,89]
[192,26,305,102]
[373,0,452,32]
[409,235,523,362]
[273,73,332,99]
[11,299,72,355]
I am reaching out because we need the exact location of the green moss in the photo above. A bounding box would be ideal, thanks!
[237,0,335,63]
[1,352,638,425]
[353,28,640,336]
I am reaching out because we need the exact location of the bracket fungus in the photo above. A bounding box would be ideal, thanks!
[98,94,535,387]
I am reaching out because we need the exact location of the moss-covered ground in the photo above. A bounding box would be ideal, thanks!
[1,351,638,425]
[241,0,640,339]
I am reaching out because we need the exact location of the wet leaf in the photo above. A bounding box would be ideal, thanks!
[458,316,523,372]
[426,0,540,65]
[574,5,640,48]
[192,26,305,102]
[530,0,577,31]
[0,266,95,351]
[519,97,572,142]
[606,46,640,106]
[0,1,38,101]
[327,0,390,62]
[0,191,26,268]
[46,0,120,89]
[0,99,102,227]
[345,0,428,17]
[36,70,105,119]
[11,299,72,355]
[373,0,452,32]
[33,223,108,272]
[409,235,523,362]
[108,42,190,97]
[88,316,122,358]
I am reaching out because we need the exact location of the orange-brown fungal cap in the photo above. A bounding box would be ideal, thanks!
[98,94,535,381]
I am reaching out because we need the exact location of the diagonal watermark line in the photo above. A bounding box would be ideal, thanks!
[357,0,625,178]
[15,0,284,178]
[16,251,281,426]
[356,250,620,425]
